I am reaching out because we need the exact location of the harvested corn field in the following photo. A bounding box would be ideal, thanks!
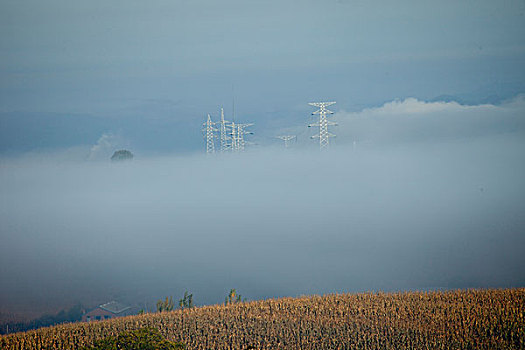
[1,288,524,350]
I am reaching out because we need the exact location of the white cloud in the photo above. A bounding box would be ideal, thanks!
[88,133,126,160]
[332,96,525,146]
[362,98,496,115]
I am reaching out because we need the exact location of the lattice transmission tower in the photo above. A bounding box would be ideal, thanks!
[231,122,253,152]
[203,114,217,154]
[308,101,337,149]
[276,135,296,148]
[202,107,252,154]
[219,107,231,152]
[229,121,238,151]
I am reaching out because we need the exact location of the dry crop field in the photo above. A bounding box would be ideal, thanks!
[1,288,523,350]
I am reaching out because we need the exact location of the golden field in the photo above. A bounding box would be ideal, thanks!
[1,288,523,350]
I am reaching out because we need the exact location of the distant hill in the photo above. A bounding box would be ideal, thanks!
[1,288,523,350]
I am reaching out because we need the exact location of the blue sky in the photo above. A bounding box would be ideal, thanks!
[1,0,525,154]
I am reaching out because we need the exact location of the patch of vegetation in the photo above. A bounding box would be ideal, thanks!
[81,327,184,350]
[178,291,194,309]
[157,292,194,313]
[225,288,244,305]
[156,296,174,312]
[110,150,133,162]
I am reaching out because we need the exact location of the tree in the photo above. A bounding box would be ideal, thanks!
[156,296,174,312]
[1,303,84,334]
[110,149,133,162]
[225,289,244,305]
[179,291,194,309]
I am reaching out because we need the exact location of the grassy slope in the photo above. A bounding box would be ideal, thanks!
[1,288,524,350]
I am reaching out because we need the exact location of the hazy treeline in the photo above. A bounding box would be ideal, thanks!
[0,304,83,335]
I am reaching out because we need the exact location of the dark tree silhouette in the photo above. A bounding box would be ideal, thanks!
[110,150,133,162]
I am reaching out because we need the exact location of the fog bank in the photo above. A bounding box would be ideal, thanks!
[1,131,524,318]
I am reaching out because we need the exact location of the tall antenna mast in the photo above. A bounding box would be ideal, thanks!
[232,84,235,122]
[276,135,296,148]
[308,101,337,149]
[203,114,217,154]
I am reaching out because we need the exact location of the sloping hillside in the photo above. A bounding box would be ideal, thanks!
[1,288,523,350]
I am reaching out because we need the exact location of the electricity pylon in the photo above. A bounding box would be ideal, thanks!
[203,114,217,154]
[230,122,253,152]
[236,123,253,151]
[219,107,231,152]
[276,135,296,148]
[308,101,337,149]
[230,121,237,151]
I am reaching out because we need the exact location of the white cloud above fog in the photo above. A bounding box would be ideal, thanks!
[332,95,525,146]
[88,133,127,160]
